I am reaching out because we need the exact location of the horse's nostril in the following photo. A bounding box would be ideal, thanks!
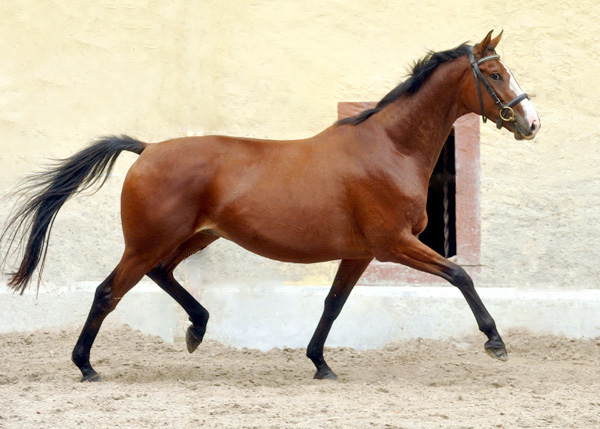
[530,118,540,132]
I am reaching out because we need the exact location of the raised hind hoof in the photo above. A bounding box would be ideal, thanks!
[485,343,508,362]
[186,325,205,353]
[314,368,338,380]
[80,372,101,382]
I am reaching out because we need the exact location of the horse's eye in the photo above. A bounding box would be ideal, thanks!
[491,73,503,81]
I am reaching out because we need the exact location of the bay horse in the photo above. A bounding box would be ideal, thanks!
[1,30,540,382]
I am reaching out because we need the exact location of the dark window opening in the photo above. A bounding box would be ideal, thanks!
[418,133,457,258]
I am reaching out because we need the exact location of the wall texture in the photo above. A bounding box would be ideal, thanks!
[1,1,599,301]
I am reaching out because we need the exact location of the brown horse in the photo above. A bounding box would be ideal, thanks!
[1,30,539,381]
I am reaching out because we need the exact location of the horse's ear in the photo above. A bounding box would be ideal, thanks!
[474,30,494,55]
[489,30,503,50]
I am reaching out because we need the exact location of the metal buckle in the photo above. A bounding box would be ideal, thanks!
[499,106,516,122]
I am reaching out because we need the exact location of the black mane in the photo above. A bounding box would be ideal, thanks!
[337,43,472,125]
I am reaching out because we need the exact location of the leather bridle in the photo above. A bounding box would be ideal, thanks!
[468,46,530,129]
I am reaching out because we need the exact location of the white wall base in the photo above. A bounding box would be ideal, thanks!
[0,281,181,342]
[1,282,599,350]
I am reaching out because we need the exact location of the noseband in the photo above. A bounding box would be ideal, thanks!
[468,47,530,129]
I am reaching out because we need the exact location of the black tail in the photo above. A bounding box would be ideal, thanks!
[0,135,146,294]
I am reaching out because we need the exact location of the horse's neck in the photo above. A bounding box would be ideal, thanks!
[373,59,469,175]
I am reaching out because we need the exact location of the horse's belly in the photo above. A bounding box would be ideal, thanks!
[209,214,370,263]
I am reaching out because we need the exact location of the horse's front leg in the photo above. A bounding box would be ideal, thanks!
[377,234,507,360]
[306,258,372,380]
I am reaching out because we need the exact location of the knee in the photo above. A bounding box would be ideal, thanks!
[448,265,473,288]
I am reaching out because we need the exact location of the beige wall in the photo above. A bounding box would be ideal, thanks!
[1,1,599,290]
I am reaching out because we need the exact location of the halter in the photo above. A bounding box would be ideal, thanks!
[468,46,530,129]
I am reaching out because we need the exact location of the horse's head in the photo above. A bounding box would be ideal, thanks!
[463,30,540,140]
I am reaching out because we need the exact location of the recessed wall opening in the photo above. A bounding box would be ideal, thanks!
[418,133,457,259]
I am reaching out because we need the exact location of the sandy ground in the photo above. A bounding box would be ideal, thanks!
[0,325,599,429]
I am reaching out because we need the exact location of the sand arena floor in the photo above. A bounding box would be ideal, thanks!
[0,325,599,428]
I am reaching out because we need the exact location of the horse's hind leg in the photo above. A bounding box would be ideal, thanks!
[147,231,219,353]
[307,258,372,380]
[71,252,157,381]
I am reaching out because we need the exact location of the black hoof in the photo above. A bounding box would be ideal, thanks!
[80,371,101,382]
[314,368,338,380]
[186,325,205,353]
[485,342,508,362]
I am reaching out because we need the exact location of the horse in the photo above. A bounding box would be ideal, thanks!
[1,30,540,382]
